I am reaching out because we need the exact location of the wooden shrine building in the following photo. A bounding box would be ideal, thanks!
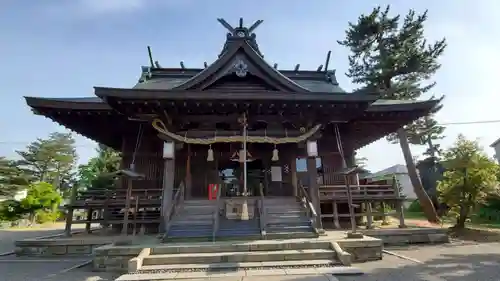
[25,18,441,240]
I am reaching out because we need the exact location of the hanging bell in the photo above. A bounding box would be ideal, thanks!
[271,146,279,162]
[207,146,214,162]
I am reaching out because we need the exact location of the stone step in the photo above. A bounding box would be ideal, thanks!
[143,249,336,265]
[151,240,330,255]
[266,209,304,214]
[171,218,213,224]
[178,209,215,215]
[267,224,312,230]
[267,217,310,223]
[116,266,364,281]
[140,259,341,272]
[266,231,318,239]
[183,202,217,207]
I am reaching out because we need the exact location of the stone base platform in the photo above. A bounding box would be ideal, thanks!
[361,227,450,245]
[14,234,158,257]
[93,232,383,273]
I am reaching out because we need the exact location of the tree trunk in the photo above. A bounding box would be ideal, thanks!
[397,128,440,223]
[455,203,468,228]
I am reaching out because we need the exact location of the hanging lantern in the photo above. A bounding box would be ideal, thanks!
[207,145,214,162]
[271,144,279,161]
[307,140,318,157]
[163,142,174,159]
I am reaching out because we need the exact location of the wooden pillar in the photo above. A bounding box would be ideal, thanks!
[85,208,92,233]
[366,202,373,229]
[185,144,192,199]
[121,180,133,235]
[159,147,175,233]
[64,185,78,237]
[380,202,390,225]
[396,201,407,228]
[332,201,340,229]
[290,153,298,197]
[133,197,139,235]
[101,191,110,235]
[306,157,323,230]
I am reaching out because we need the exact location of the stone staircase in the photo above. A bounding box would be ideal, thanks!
[164,197,317,241]
[114,239,363,280]
[264,197,317,238]
[165,200,216,240]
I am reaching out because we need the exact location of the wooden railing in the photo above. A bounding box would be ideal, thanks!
[297,180,318,232]
[258,183,266,238]
[319,183,402,201]
[72,187,163,207]
[212,183,222,242]
[164,181,185,236]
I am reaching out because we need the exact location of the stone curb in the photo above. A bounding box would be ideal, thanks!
[6,227,100,257]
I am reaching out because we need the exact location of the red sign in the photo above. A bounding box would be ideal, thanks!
[208,184,219,200]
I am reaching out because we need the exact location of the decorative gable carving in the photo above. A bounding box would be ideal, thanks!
[172,18,309,93]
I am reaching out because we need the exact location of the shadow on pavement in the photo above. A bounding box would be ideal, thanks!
[340,253,500,281]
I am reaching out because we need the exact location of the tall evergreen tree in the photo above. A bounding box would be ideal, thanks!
[78,144,121,191]
[339,6,446,222]
[0,157,31,197]
[16,132,78,190]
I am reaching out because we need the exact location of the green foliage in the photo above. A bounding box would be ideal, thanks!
[0,200,25,221]
[35,210,62,224]
[16,132,77,190]
[338,5,447,151]
[20,182,62,218]
[437,135,500,227]
[78,145,121,191]
[0,157,31,197]
[407,200,422,213]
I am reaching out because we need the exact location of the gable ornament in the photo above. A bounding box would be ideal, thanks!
[233,59,248,77]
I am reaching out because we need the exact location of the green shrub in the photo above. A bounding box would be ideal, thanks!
[407,200,422,213]
[35,210,61,224]
[0,200,25,221]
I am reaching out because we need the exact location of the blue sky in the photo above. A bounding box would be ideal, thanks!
[1,0,499,172]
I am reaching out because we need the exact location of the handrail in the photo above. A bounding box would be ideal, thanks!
[212,183,222,242]
[297,181,318,230]
[164,181,185,237]
[258,183,266,238]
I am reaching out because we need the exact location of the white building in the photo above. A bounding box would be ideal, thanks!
[0,189,28,202]
[369,164,416,207]
[490,137,500,164]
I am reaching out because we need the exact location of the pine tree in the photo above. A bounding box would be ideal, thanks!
[339,6,446,222]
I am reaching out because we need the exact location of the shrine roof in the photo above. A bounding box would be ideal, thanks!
[131,18,346,93]
[133,70,346,93]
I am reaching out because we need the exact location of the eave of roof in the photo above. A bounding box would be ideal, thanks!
[368,99,441,112]
[25,96,111,110]
[94,87,380,102]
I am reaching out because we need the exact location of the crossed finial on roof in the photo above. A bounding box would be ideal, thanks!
[217,18,263,37]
